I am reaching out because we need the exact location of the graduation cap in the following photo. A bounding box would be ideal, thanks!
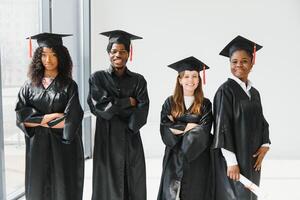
[100,30,142,61]
[27,33,72,57]
[167,56,210,85]
[219,35,263,64]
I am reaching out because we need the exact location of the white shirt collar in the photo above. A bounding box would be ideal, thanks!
[184,96,194,109]
[230,75,253,91]
[230,75,253,98]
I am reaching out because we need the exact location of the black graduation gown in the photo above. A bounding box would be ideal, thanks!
[15,78,84,200]
[157,96,213,200]
[212,78,270,200]
[87,66,149,200]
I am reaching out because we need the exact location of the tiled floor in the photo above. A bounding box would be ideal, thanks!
[83,158,300,200]
[13,158,300,200]
[83,158,162,200]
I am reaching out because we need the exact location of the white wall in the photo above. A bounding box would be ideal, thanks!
[91,0,300,159]
[51,0,81,81]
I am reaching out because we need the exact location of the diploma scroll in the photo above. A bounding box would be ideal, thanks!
[239,174,269,200]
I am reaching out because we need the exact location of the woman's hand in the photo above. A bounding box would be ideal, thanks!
[24,122,41,127]
[129,97,137,107]
[54,113,64,118]
[169,128,184,135]
[253,146,269,171]
[167,115,174,122]
[40,113,64,125]
[184,123,198,132]
[40,123,50,128]
[51,120,65,129]
[24,113,63,127]
[227,165,240,181]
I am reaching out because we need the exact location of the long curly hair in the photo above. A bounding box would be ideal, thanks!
[28,46,73,87]
[171,71,204,118]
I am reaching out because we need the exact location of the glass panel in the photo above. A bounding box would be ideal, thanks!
[0,0,39,196]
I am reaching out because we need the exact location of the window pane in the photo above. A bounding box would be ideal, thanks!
[0,0,39,196]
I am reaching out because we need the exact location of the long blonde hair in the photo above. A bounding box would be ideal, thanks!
[171,71,204,118]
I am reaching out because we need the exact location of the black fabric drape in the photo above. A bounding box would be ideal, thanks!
[157,96,213,200]
[15,78,84,200]
[87,67,149,200]
[212,78,270,200]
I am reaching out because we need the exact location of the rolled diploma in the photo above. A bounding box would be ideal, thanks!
[239,174,269,200]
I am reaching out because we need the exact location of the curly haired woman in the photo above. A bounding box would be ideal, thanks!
[15,33,84,200]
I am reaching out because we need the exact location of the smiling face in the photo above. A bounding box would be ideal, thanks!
[108,43,129,69]
[230,49,253,82]
[179,70,200,96]
[41,47,58,75]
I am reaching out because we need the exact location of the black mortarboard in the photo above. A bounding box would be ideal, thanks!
[27,32,72,47]
[100,30,142,43]
[168,56,210,84]
[26,32,72,58]
[100,30,142,61]
[168,56,209,72]
[219,35,262,64]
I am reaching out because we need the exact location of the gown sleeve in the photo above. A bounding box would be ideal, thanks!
[181,99,213,162]
[212,86,236,153]
[15,83,44,137]
[47,115,65,127]
[127,76,149,133]
[160,97,185,148]
[257,92,271,144]
[262,116,270,144]
[87,72,120,120]
[60,81,84,144]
